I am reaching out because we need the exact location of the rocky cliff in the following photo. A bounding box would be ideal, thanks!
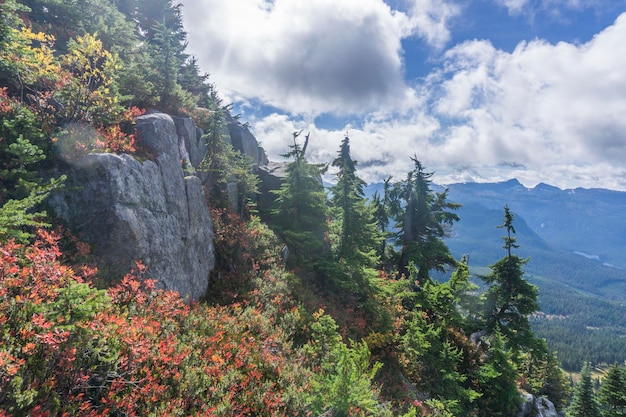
[221,113,287,214]
[517,393,564,417]
[51,113,214,301]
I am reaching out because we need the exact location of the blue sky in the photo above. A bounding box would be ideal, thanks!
[181,0,626,190]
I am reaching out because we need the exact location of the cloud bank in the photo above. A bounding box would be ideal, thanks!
[430,13,626,188]
[182,0,428,116]
[181,0,626,190]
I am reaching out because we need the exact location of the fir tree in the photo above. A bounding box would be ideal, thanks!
[568,362,602,417]
[599,365,626,417]
[393,157,460,282]
[481,206,539,351]
[330,135,380,269]
[271,131,328,267]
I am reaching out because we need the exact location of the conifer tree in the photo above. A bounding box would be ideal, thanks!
[400,263,482,415]
[599,365,626,417]
[272,132,328,267]
[448,256,480,326]
[371,176,398,270]
[481,206,539,350]
[330,135,380,269]
[517,339,571,411]
[127,0,197,112]
[569,362,602,417]
[476,328,522,417]
[393,157,460,282]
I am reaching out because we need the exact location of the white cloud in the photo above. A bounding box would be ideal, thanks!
[180,2,626,190]
[180,0,459,116]
[181,0,408,116]
[429,12,626,189]
[251,108,441,186]
[252,12,626,191]
[402,0,461,49]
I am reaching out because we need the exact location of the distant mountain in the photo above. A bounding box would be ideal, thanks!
[441,179,626,301]
[445,179,626,271]
[365,179,626,370]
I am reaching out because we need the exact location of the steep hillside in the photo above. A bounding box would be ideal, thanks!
[438,181,626,370]
[5,1,626,415]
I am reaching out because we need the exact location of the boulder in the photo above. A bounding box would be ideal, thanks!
[50,113,214,301]
[517,393,564,417]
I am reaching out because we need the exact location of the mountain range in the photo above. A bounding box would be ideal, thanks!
[366,179,626,370]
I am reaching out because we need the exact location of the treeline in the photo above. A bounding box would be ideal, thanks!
[532,319,626,371]
[442,200,626,370]
[244,130,572,415]
[569,363,626,417]
[527,266,626,371]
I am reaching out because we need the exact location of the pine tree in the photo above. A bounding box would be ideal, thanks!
[393,157,460,282]
[329,135,380,268]
[599,365,626,417]
[568,362,602,417]
[481,206,539,350]
[271,132,328,267]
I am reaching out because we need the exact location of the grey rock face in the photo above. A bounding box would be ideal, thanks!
[517,394,564,417]
[225,113,268,167]
[256,161,289,212]
[51,113,214,301]
[172,115,206,169]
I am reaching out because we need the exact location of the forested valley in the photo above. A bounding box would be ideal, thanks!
[1,1,625,416]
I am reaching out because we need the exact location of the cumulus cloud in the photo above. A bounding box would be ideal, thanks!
[180,0,460,116]
[180,1,626,190]
[428,12,626,189]
[250,12,626,191]
[181,0,408,115]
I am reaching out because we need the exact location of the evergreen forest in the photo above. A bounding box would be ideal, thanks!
[1,1,626,416]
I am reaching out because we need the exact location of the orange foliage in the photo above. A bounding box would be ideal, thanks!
[0,230,306,416]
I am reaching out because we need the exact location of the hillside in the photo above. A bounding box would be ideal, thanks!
[428,180,626,370]
[3,1,626,416]
[365,178,626,370]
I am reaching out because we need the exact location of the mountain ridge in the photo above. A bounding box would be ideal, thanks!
[365,178,626,369]
[442,178,626,270]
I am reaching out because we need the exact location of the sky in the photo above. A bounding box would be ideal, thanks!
[180,0,626,191]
